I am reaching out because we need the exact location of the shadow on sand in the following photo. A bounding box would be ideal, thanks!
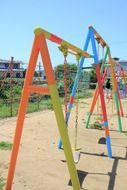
[68,147,127,190]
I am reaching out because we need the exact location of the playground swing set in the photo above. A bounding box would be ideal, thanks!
[5,25,122,190]
[86,48,124,132]
[5,26,90,190]
[58,26,112,160]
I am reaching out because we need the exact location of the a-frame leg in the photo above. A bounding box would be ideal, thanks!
[5,36,40,190]
[89,29,112,158]
[108,50,123,132]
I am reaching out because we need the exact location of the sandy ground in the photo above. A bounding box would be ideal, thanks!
[0,97,127,190]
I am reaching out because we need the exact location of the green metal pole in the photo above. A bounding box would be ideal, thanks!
[114,92,122,132]
[108,48,123,132]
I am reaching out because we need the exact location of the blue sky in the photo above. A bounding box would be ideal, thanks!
[0,0,127,68]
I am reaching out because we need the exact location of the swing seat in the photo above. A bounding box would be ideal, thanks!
[72,147,81,151]
[72,147,81,164]
[73,149,81,164]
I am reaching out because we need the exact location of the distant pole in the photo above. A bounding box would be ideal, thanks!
[10,56,14,117]
[37,61,41,110]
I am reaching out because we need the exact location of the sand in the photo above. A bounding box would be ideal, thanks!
[0,97,127,190]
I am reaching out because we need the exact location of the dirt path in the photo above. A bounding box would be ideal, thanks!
[0,98,127,190]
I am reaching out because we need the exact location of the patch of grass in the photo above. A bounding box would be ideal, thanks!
[0,98,53,118]
[0,90,92,119]
[0,101,19,118]
[0,141,12,151]
[0,175,5,190]
[39,99,53,110]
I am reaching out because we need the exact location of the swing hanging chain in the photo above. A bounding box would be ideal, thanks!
[64,56,68,114]
[75,92,79,149]
[59,44,82,150]
[58,44,69,114]
[74,53,81,149]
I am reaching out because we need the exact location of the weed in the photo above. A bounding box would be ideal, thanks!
[0,175,5,190]
[0,141,12,150]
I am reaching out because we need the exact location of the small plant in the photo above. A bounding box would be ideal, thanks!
[0,175,5,190]
[0,141,12,150]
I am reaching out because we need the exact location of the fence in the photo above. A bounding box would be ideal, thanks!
[0,69,92,119]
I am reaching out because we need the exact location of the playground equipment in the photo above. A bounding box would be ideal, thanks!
[85,27,123,133]
[115,63,127,97]
[5,26,94,190]
[5,25,116,189]
[58,25,112,159]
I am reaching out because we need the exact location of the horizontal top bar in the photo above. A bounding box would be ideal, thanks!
[88,25,108,48]
[34,27,92,58]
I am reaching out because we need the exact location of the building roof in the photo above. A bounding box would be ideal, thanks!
[0,59,23,64]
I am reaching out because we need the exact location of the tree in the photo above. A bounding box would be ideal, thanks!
[89,68,97,83]
[54,63,77,96]
[89,59,107,89]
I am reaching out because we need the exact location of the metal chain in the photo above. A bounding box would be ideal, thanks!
[74,53,81,149]
[58,44,68,115]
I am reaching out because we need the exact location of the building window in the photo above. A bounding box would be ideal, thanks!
[14,64,19,69]
[5,63,9,69]
[16,73,20,78]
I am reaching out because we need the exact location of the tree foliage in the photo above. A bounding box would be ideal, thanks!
[54,63,90,95]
